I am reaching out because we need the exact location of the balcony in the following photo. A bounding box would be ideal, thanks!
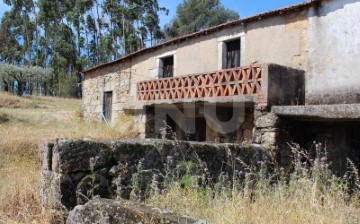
[137,64,305,107]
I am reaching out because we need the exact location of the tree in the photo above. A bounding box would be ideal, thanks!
[0,63,53,96]
[164,0,239,39]
[0,0,167,97]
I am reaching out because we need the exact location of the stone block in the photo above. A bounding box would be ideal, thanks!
[40,171,62,210]
[255,113,279,128]
[261,132,277,147]
[42,142,54,171]
[53,140,113,173]
[253,130,262,144]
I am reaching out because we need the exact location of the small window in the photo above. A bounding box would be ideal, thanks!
[160,56,174,78]
[225,39,240,69]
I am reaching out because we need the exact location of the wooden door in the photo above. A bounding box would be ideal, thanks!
[103,91,113,122]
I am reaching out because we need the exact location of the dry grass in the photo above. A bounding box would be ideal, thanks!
[1,92,360,224]
[145,149,360,224]
[147,182,360,224]
[0,93,136,223]
[0,93,43,109]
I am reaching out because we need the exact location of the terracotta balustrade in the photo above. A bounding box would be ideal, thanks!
[137,65,265,104]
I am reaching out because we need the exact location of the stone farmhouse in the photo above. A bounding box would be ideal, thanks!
[82,0,360,171]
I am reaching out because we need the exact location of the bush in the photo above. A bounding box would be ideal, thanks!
[0,112,10,124]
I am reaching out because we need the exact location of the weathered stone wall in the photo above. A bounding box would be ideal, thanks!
[41,139,270,212]
[253,108,279,150]
[82,63,135,122]
[253,108,299,168]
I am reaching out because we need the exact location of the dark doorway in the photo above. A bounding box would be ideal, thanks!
[165,114,177,139]
[103,91,113,122]
[350,126,360,168]
[185,117,206,142]
[280,120,360,174]
[161,56,174,78]
[225,39,240,69]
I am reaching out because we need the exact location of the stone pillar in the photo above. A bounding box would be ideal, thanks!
[253,106,280,161]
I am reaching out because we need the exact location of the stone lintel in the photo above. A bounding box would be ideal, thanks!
[123,95,254,110]
[138,95,254,107]
[272,104,360,120]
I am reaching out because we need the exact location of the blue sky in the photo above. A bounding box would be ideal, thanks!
[158,0,305,26]
[0,0,306,26]
[0,2,9,16]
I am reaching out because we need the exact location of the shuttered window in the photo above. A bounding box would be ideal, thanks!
[226,39,240,68]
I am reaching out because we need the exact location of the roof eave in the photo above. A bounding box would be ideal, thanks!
[83,0,320,74]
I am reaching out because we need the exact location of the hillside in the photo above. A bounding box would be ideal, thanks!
[0,93,134,223]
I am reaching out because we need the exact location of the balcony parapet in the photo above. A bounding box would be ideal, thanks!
[137,64,305,107]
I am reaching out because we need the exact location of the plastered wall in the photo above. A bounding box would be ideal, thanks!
[307,0,360,104]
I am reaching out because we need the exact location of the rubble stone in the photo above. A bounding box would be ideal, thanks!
[66,198,206,224]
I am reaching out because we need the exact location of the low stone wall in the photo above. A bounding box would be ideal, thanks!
[40,139,270,212]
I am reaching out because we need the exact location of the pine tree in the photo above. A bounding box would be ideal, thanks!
[165,0,239,39]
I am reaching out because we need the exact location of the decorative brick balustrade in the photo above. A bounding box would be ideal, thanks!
[137,65,265,104]
[137,64,305,107]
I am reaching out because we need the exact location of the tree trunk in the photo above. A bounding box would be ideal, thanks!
[3,80,9,92]
[17,80,24,96]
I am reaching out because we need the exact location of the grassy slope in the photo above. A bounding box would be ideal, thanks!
[0,93,135,223]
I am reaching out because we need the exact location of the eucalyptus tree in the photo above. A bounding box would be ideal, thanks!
[0,12,21,64]
[0,0,168,97]
[102,0,167,57]
[0,0,36,64]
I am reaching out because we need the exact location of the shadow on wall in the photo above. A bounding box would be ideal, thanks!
[277,119,360,175]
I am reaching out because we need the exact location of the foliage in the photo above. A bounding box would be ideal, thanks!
[164,0,239,39]
[0,63,54,96]
[0,0,168,97]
